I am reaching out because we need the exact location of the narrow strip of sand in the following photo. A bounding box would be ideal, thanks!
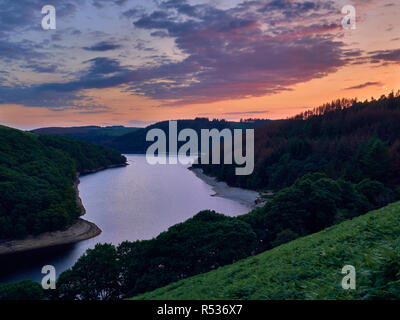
[0,218,101,255]
[190,168,260,209]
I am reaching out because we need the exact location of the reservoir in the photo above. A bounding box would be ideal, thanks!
[0,154,256,283]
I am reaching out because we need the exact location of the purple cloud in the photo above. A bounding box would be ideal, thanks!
[369,49,400,63]
[83,41,122,52]
[344,82,382,90]
[0,0,371,109]
[126,0,353,104]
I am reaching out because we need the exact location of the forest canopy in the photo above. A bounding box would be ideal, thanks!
[0,125,126,238]
[198,92,400,190]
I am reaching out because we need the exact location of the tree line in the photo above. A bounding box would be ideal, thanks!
[198,92,400,190]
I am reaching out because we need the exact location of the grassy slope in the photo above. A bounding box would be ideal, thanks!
[132,201,400,300]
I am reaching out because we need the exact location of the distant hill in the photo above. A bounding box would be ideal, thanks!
[32,119,270,154]
[0,125,126,238]
[132,201,400,300]
[107,118,233,153]
[31,126,140,146]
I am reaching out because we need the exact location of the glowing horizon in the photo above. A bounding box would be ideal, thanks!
[0,0,399,130]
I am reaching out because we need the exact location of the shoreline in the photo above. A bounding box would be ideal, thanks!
[189,168,261,209]
[0,162,128,256]
[79,162,128,176]
[0,218,101,256]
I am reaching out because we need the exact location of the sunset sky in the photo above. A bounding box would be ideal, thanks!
[0,0,399,129]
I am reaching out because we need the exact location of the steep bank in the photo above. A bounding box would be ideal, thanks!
[0,163,128,256]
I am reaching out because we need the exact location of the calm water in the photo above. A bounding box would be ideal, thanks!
[0,154,253,283]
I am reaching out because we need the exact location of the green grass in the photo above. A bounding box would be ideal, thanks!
[132,201,400,300]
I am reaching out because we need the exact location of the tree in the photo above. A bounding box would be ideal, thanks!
[121,211,258,297]
[356,179,396,209]
[0,280,44,300]
[358,136,391,182]
[55,243,121,300]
